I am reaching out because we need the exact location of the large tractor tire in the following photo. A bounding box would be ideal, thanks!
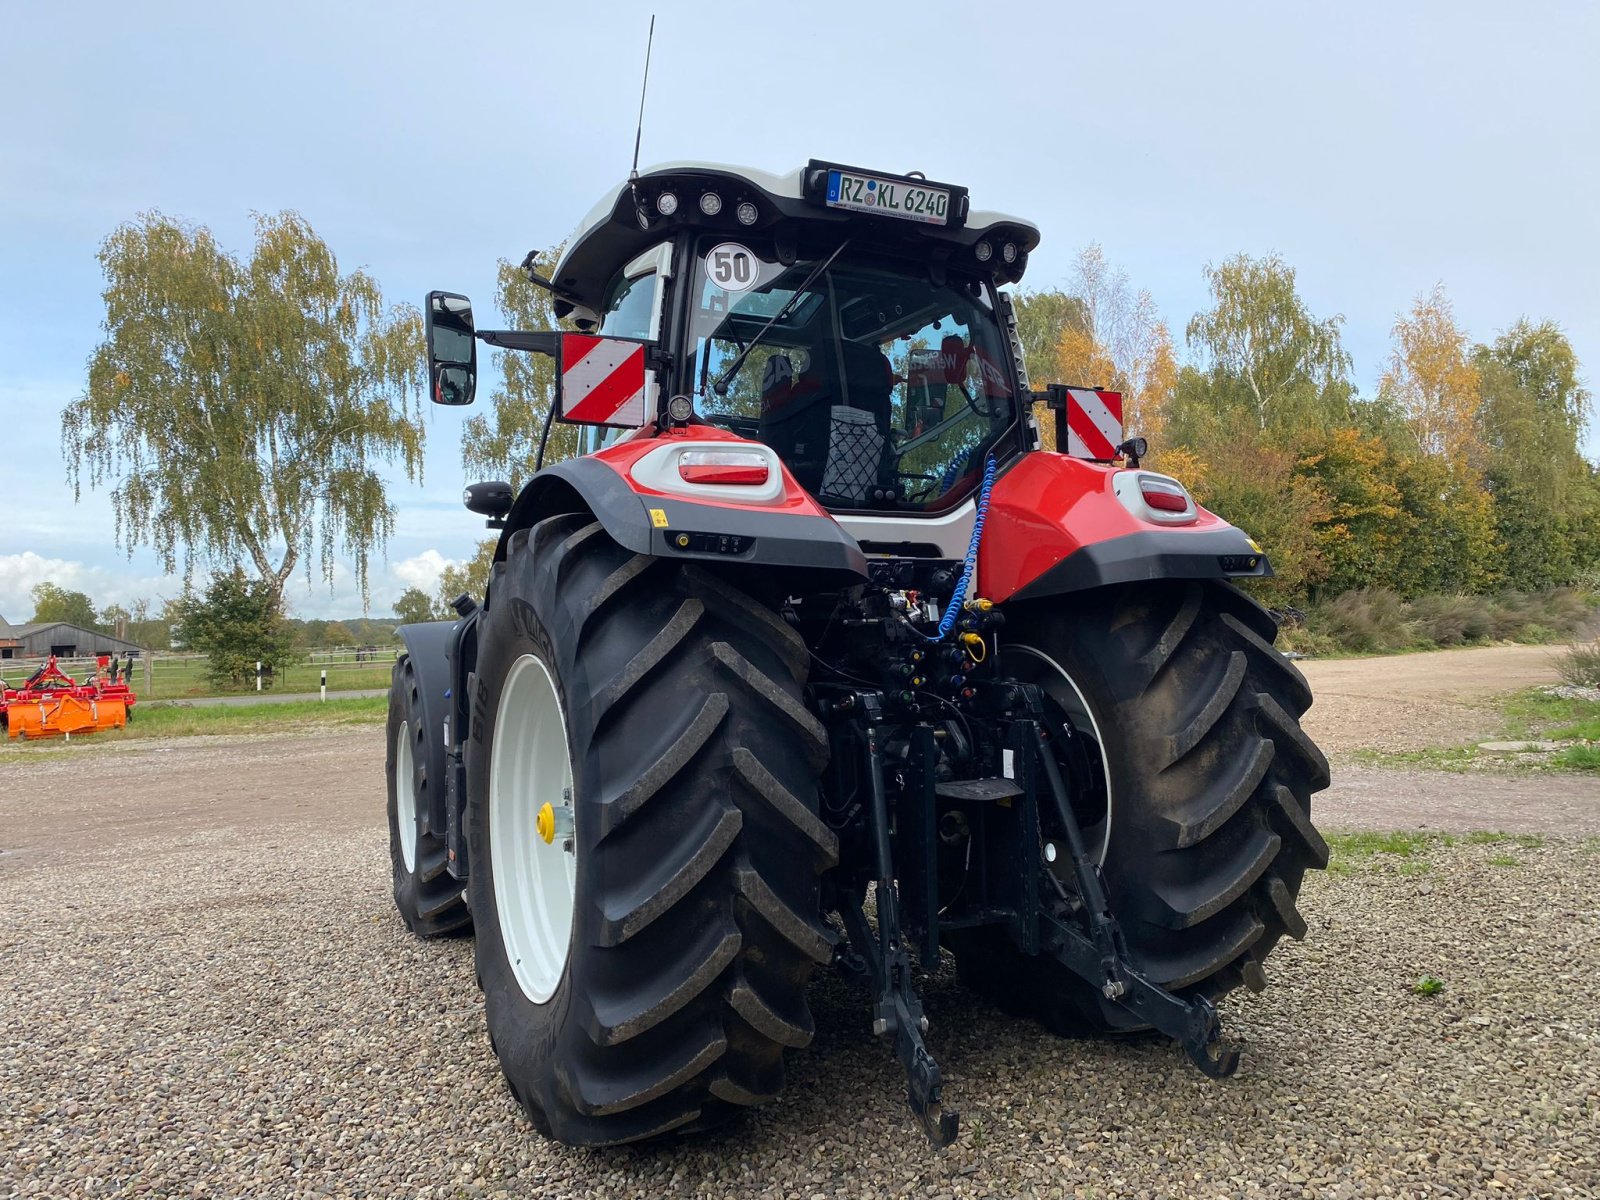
[386,655,472,937]
[950,580,1329,1033]
[467,514,837,1145]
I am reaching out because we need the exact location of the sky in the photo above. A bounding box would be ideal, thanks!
[2,0,1596,622]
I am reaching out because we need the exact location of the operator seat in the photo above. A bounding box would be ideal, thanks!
[758,339,896,505]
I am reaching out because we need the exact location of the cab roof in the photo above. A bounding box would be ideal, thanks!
[549,160,1042,318]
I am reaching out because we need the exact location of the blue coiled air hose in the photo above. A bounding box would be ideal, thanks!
[921,455,998,641]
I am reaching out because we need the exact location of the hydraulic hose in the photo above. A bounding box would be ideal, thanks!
[921,455,997,641]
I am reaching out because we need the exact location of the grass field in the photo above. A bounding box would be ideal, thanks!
[1,655,398,701]
[0,696,387,762]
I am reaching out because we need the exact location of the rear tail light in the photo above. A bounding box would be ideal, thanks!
[1140,478,1189,512]
[677,450,770,486]
[1112,470,1198,525]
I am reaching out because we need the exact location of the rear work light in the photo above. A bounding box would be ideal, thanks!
[677,450,770,486]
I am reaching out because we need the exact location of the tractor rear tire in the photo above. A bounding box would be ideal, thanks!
[467,515,837,1145]
[386,655,472,937]
[950,580,1329,1033]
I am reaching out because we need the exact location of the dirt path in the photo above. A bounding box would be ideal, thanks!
[1297,643,1567,755]
[0,643,1592,865]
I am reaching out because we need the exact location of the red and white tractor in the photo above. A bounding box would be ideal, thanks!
[386,160,1328,1147]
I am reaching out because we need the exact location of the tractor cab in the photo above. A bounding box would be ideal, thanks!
[428,161,1042,521]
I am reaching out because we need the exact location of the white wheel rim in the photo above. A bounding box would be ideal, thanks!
[489,653,578,1005]
[1005,644,1114,866]
[395,719,418,874]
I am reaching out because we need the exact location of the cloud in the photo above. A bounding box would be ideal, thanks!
[390,548,456,594]
[0,551,182,622]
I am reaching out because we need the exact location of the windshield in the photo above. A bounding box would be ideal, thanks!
[686,241,1017,511]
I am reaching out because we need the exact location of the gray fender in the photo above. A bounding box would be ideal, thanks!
[395,619,460,841]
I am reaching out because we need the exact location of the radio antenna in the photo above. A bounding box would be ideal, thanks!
[628,16,656,185]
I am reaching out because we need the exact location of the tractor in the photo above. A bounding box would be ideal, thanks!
[388,160,1329,1148]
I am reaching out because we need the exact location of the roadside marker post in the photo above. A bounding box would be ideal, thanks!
[320,670,327,703]
[256,661,262,692]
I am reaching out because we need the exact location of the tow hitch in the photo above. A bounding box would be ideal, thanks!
[833,685,1239,1149]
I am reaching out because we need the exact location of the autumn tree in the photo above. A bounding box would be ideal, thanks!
[64,211,427,613]
[460,248,577,493]
[1179,253,1352,436]
[1053,244,1176,441]
[1379,285,1483,473]
[30,582,100,629]
[1008,288,1085,387]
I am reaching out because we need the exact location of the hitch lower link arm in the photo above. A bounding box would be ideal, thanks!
[837,692,961,1150]
[1030,722,1241,1080]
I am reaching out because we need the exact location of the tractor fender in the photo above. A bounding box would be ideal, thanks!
[394,618,462,841]
[979,452,1272,603]
[499,454,869,582]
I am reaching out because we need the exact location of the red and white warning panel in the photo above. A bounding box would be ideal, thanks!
[1063,387,1123,462]
[558,334,650,427]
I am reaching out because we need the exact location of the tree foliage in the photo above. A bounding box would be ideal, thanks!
[460,249,577,493]
[64,211,427,610]
[30,582,100,630]
[1379,285,1483,473]
[171,568,294,686]
[437,540,497,611]
[1182,253,1352,434]
[392,586,440,626]
[1053,244,1176,443]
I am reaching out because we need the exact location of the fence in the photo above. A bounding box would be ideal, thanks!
[0,649,400,701]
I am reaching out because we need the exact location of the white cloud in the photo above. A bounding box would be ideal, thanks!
[0,551,182,623]
[391,548,457,594]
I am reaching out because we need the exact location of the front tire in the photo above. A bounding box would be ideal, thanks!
[951,580,1330,1031]
[468,515,837,1145]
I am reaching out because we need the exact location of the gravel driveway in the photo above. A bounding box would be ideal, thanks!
[3,643,1598,1197]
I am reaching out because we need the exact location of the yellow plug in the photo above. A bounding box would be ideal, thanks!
[964,598,994,612]
[960,632,987,662]
[536,802,556,845]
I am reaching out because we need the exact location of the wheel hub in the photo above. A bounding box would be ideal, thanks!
[394,719,418,874]
[489,653,578,1005]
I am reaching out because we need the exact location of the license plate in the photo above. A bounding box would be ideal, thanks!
[826,170,950,225]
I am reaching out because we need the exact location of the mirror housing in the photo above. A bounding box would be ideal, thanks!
[463,480,514,527]
[426,291,477,405]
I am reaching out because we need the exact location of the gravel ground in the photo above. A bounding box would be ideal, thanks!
[1297,644,1567,757]
[3,741,1599,1197]
[3,643,1598,1197]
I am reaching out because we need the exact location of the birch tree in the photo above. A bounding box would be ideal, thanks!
[64,211,426,610]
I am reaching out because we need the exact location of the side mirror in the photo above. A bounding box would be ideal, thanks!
[463,480,514,528]
[425,291,477,406]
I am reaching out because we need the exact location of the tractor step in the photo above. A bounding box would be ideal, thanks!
[933,777,1023,803]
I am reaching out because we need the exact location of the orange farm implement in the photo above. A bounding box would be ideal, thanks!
[1,655,137,739]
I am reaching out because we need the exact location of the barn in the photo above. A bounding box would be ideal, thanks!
[0,614,145,660]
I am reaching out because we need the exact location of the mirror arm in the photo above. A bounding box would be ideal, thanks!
[477,329,561,355]
[518,251,584,304]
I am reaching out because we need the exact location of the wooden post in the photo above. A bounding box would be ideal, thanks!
[143,654,153,698]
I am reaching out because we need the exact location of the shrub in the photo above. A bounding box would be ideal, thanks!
[1315,588,1412,653]
[1557,641,1600,688]
[1407,594,1494,647]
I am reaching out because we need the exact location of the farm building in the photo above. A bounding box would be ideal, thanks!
[0,613,144,660]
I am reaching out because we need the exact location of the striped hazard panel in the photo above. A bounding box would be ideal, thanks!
[1064,387,1123,461]
[559,334,648,427]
